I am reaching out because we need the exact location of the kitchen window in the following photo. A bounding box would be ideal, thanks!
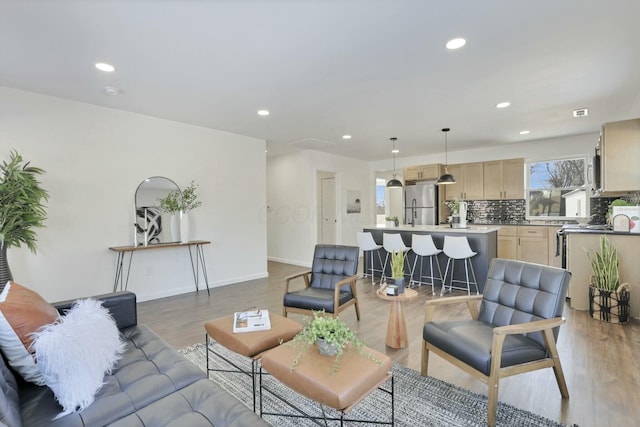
[526,156,589,219]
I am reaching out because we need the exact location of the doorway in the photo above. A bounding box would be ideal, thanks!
[318,172,336,244]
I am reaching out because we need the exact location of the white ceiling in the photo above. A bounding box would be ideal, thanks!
[2,0,640,161]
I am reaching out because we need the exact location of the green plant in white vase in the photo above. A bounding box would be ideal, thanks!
[158,180,202,243]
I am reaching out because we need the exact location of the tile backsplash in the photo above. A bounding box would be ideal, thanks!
[590,191,640,224]
[467,199,526,223]
[461,191,640,225]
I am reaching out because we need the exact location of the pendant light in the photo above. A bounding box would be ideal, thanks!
[387,137,403,188]
[437,128,456,185]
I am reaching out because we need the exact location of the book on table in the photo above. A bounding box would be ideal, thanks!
[233,309,271,333]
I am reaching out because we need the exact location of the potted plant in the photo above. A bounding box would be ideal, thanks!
[586,235,630,324]
[390,250,405,293]
[0,150,49,290]
[289,311,380,374]
[385,216,399,227]
[445,197,461,227]
[158,180,202,243]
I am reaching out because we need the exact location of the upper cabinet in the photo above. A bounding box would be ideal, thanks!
[445,162,484,200]
[483,158,524,200]
[599,118,640,193]
[404,164,442,181]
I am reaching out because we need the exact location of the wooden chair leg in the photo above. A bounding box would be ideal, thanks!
[544,329,570,398]
[282,307,287,317]
[421,341,429,376]
[487,373,499,427]
[487,333,506,427]
[354,300,361,321]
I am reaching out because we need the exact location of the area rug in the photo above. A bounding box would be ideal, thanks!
[179,342,574,427]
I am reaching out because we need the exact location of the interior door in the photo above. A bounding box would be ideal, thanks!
[321,177,336,244]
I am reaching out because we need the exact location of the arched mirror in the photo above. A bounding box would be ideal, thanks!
[134,176,180,245]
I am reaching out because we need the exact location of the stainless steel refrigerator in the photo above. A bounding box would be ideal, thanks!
[404,182,438,226]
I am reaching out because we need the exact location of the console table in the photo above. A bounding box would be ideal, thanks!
[108,240,211,295]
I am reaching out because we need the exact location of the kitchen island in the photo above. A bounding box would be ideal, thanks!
[362,225,499,293]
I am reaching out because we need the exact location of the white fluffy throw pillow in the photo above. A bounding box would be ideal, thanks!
[31,298,125,418]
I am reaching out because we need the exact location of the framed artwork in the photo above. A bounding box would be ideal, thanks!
[347,190,361,214]
[135,206,162,245]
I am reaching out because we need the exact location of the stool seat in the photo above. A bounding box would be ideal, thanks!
[356,231,384,285]
[441,235,479,295]
[409,234,443,295]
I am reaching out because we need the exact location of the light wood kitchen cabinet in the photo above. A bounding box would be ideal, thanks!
[599,118,640,193]
[497,225,556,266]
[497,226,518,260]
[483,158,524,200]
[404,164,442,181]
[517,226,548,265]
[548,226,562,268]
[445,162,484,200]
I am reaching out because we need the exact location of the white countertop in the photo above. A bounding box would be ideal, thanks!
[364,224,500,234]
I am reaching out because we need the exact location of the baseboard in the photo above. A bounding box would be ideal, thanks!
[268,256,311,268]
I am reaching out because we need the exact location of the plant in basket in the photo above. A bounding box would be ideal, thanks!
[585,235,630,323]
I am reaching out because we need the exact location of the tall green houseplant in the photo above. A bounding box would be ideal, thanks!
[586,235,630,323]
[0,151,49,290]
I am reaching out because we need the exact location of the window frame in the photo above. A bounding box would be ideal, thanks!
[525,154,590,220]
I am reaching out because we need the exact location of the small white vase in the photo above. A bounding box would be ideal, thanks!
[180,211,190,244]
[171,213,181,242]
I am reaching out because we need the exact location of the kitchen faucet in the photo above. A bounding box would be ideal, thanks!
[411,198,417,227]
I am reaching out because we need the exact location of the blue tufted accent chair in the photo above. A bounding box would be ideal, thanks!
[283,245,360,320]
[421,258,571,427]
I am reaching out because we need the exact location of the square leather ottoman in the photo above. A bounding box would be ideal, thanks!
[260,342,393,424]
[204,312,302,411]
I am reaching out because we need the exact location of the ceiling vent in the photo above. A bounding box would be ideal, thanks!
[290,138,337,149]
[573,108,588,118]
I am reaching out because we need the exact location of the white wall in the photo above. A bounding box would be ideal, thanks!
[0,87,268,302]
[267,150,371,266]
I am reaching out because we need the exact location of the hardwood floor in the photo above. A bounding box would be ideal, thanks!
[138,261,640,427]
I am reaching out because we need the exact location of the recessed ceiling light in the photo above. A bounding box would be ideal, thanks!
[257,110,270,116]
[446,38,466,50]
[496,102,511,109]
[95,62,115,72]
[519,130,530,135]
[342,135,352,140]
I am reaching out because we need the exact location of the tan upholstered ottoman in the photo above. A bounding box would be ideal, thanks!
[259,343,393,424]
[204,313,302,411]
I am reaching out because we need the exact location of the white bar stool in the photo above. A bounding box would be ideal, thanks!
[409,234,444,295]
[356,232,384,285]
[441,235,479,296]
[381,233,410,283]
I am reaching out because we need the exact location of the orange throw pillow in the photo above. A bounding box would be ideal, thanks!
[0,281,59,384]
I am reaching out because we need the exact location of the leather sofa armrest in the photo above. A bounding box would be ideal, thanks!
[53,291,137,330]
[423,294,482,323]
